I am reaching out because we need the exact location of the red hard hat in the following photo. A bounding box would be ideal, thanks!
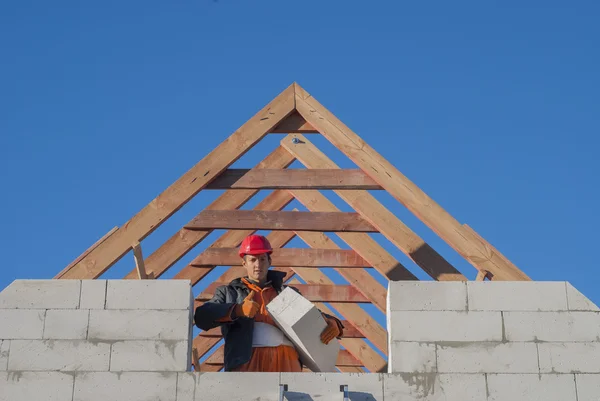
[238,234,273,258]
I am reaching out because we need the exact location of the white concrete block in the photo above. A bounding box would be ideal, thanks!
[80,280,106,309]
[110,340,188,371]
[281,372,384,400]
[566,283,600,311]
[487,373,577,401]
[0,341,8,371]
[0,309,45,339]
[0,371,75,401]
[503,311,600,342]
[88,309,190,340]
[467,281,568,311]
[176,373,196,401]
[388,311,503,342]
[387,281,467,311]
[194,372,280,401]
[44,309,89,339]
[73,372,177,401]
[384,373,487,400]
[8,339,110,371]
[539,343,600,373]
[266,287,340,372]
[388,342,436,373]
[0,279,81,309]
[437,342,539,373]
[105,280,191,310]
[575,374,600,401]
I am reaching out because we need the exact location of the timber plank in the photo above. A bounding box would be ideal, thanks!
[61,83,296,279]
[197,284,371,303]
[191,248,371,267]
[199,319,364,338]
[293,83,529,281]
[204,347,362,367]
[185,210,378,232]
[269,110,318,133]
[282,134,466,281]
[206,169,381,190]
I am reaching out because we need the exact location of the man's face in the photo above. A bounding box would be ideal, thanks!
[242,253,271,283]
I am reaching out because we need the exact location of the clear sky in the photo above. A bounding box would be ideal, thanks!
[1,1,599,365]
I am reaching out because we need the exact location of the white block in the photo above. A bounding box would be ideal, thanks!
[388,281,467,311]
[566,283,600,311]
[194,372,280,401]
[539,343,600,373]
[281,372,384,400]
[388,342,436,373]
[44,309,89,339]
[0,279,81,309]
[110,340,188,371]
[0,341,8,371]
[0,309,45,339]
[8,339,110,371]
[384,373,487,400]
[266,287,339,372]
[388,311,503,342]
[437,342,539,373]
[467,281,568,311]
[0,371,74,401]
[576,374,600,401]
[487,374,577,401]
[88,309,190,340]
[80,280,106,309]
[176,373,196,401]
[105,280,191,310]
[73,372,177,401]
[503,311,600,342]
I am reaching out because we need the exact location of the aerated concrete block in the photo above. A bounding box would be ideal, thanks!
[503,311,600,342]
[467,281,568,311]
[383,373,487,400]
[388,342,436,373]
[0,371,75,401]
[105,280,191,310]
[176,373,196,401]
[281,372,384,401]
[388,311,503,342]
[80,280,107,309]
[266,287,340,372]
[8,339,110,371]
[566,283,600,311]
[538,343,600,373]
[73,372,177,401]
[194,372,280,401]
[575,374,600,401]
[436,342,539,373]
[486,373,577,401]
[44,309,89,339]
[387,281,467,311]
[0,309,45,339]
[0,341,8,371]
[88,309,190,340]
[0,279,81,309]
[110,340,188,371]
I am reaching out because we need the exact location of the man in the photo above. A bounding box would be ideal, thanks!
[194,234,344,372]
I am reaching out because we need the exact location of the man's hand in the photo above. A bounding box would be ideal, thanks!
[320,316,342,344]
[235,290,259,319]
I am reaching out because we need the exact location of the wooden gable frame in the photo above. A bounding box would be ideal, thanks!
[55,82,530,373]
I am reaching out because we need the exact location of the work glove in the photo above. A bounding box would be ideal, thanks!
[234,290,260,319]
[320,316,343,345]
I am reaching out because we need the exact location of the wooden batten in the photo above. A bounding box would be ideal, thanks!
[204,347,362,367]
[199,319,364,339]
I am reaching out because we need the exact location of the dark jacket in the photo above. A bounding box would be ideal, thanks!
[193,270,342,371]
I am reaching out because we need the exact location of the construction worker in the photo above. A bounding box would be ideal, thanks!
[193,234,344,372]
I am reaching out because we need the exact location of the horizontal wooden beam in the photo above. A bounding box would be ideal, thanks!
[269,111,319,133]
[197,283,371,303]
[199,319,364,338]
[191,248,371,267]
[185,210,377,232]
[204,347,362,366]
[205,169,381,190]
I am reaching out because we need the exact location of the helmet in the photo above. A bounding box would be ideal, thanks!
[238,234,273,258]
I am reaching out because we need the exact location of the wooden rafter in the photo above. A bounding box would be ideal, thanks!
[269,110,318,133]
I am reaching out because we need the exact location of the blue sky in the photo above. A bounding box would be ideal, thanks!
[1,1,599,367]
